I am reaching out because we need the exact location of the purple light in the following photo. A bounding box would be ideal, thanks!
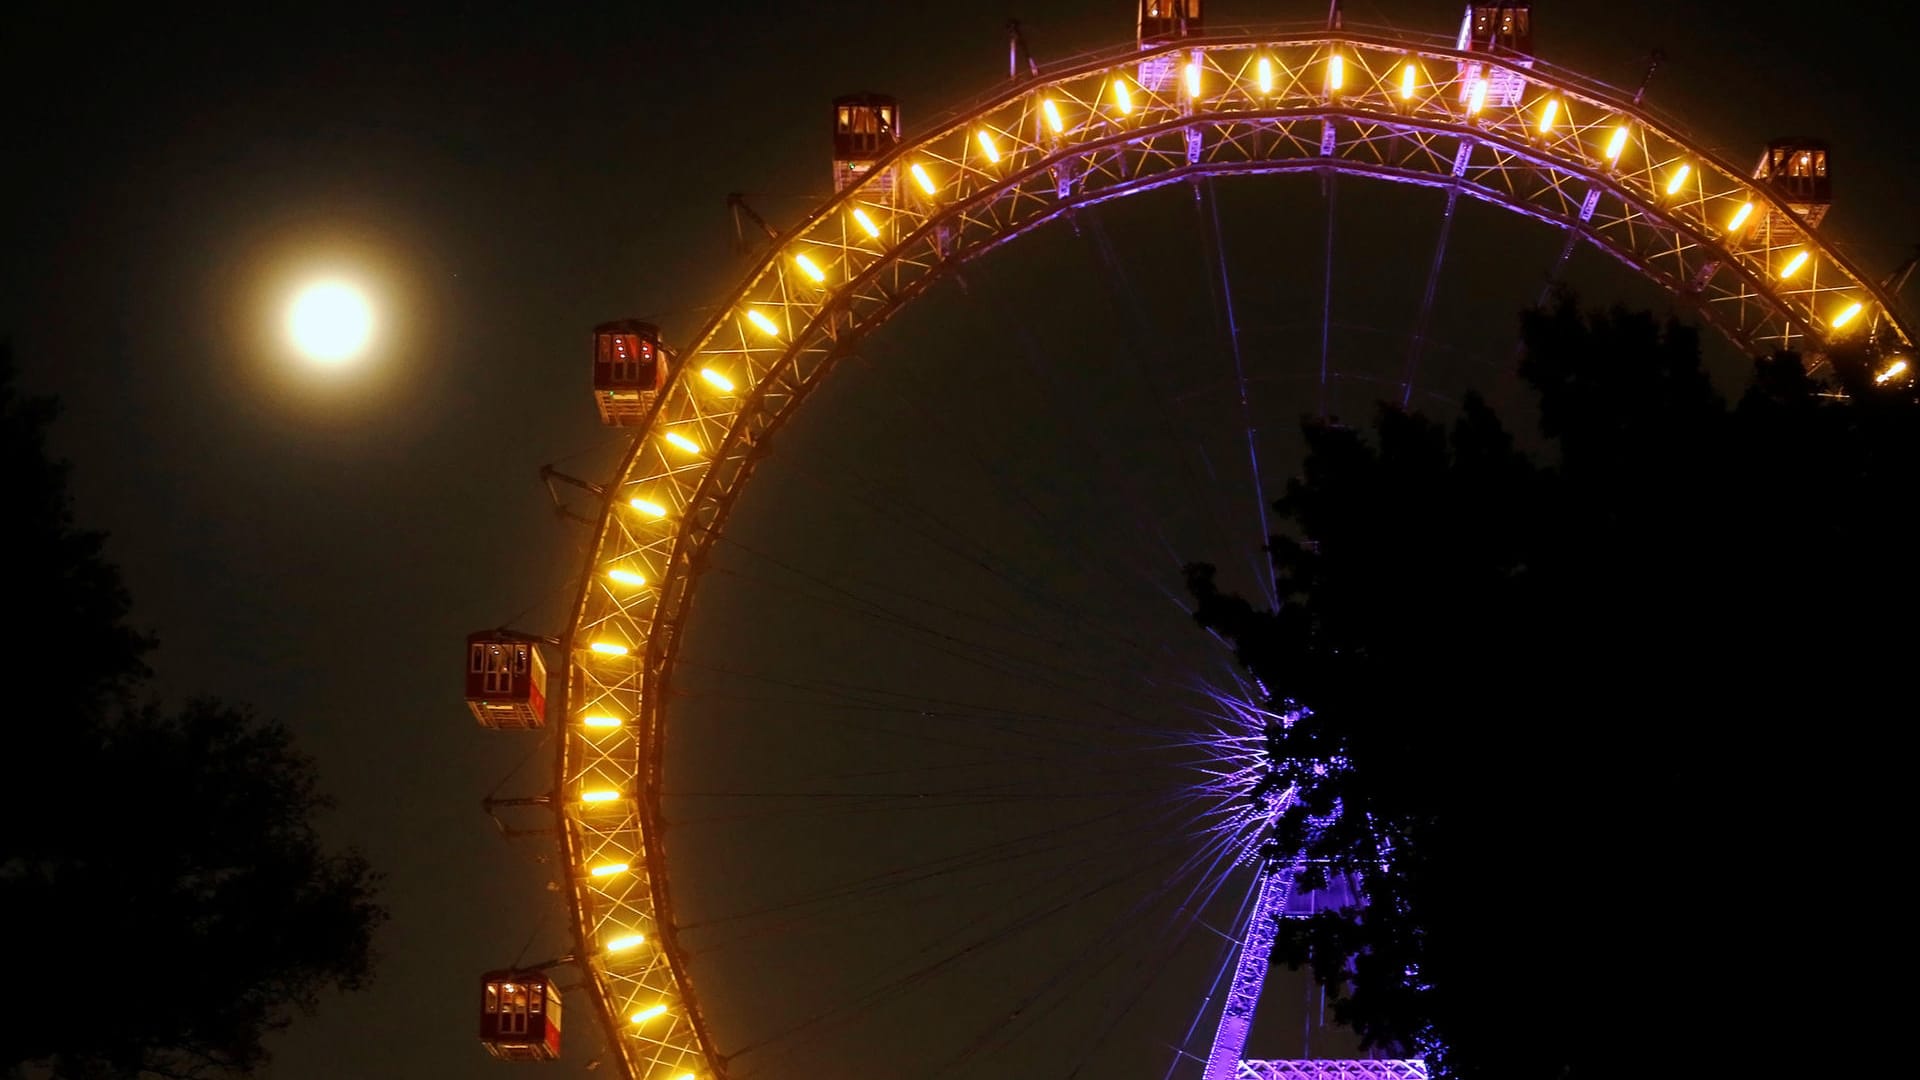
[1176,674,1431,1074]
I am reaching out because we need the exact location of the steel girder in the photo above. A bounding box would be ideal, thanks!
[1237,1062,1431,1080]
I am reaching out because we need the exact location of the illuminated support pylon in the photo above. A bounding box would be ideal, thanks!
[1203,865,1299,1080]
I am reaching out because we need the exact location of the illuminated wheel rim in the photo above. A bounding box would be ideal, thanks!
[557,26,1913,1080]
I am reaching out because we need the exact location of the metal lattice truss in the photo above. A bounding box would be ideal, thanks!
[1204,867,1299,1080]
[556,28,1914,1080]
[1237,1062,1431,1080]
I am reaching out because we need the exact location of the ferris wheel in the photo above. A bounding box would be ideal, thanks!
[461,3,1915,1078]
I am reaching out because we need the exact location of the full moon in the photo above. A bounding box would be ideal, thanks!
[287,280,374,363]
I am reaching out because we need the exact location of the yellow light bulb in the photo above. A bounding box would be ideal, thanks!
[1042,99,1064,134]
[1830,301,1864,329]
[1400,63,1417,101]
[581,788,622,802]
[1605,125,1629,163]
[851,207,881,238]
[1727,201,1754,233]
[1112,77,1134,115]
[1538,98,1559,133]
[629,1004,668,1024]
[1259,57,1276,95]
[1665,164,1692,196]
[588,642,629,657]
[745,308,780,337]
[1876,359,1909,384]
[661,431,700,455]
[582,714,623,729]
[976,129,1001,163]
[1327,54,1344,93]
[628,497,667,519]
[793,253,826,283]
[1467,78,1488,116]
[1779,250,1811,279]
[605,933,645,951]
[699,367,735,393]
[1186,61,1202,98]
[607,568,646,586]
[590,863,630,877]
[911,162,937,195]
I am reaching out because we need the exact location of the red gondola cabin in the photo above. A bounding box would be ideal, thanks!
[1457,1,1533,54]
[465,632,549,730]
[479,970,563,1061]
[1753,137,1832,229]
[593,319,667,427]
[1456,2,1535,108]
[832,93,900,199]
[1137,0,1202,46]
[1136,1,1202,93]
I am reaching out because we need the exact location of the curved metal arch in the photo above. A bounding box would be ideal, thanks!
[557,28,1915,1080]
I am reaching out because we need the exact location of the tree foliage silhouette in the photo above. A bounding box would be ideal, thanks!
[1187,298,1916,1078]
[1,345,385,1079]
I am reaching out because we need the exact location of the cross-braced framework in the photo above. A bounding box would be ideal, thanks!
[1237,1062,1432,1080]
[556,26,1914,1080]
[1203,864,1298,1080]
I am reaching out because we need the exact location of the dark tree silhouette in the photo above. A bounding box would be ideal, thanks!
[1,345,385,1079]
[3,345,154,717]
[1187,298,1916,1078]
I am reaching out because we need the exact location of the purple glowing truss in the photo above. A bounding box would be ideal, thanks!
[1198,862,1430,1080]
[1186,687,1425,1080]
[1236,1062,1431,1080]
[1201,865,1298,1080]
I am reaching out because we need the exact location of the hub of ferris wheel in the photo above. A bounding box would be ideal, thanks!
[1185,682,1390,1079]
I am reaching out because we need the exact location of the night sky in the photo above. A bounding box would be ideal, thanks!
[5,2,1915,1077]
